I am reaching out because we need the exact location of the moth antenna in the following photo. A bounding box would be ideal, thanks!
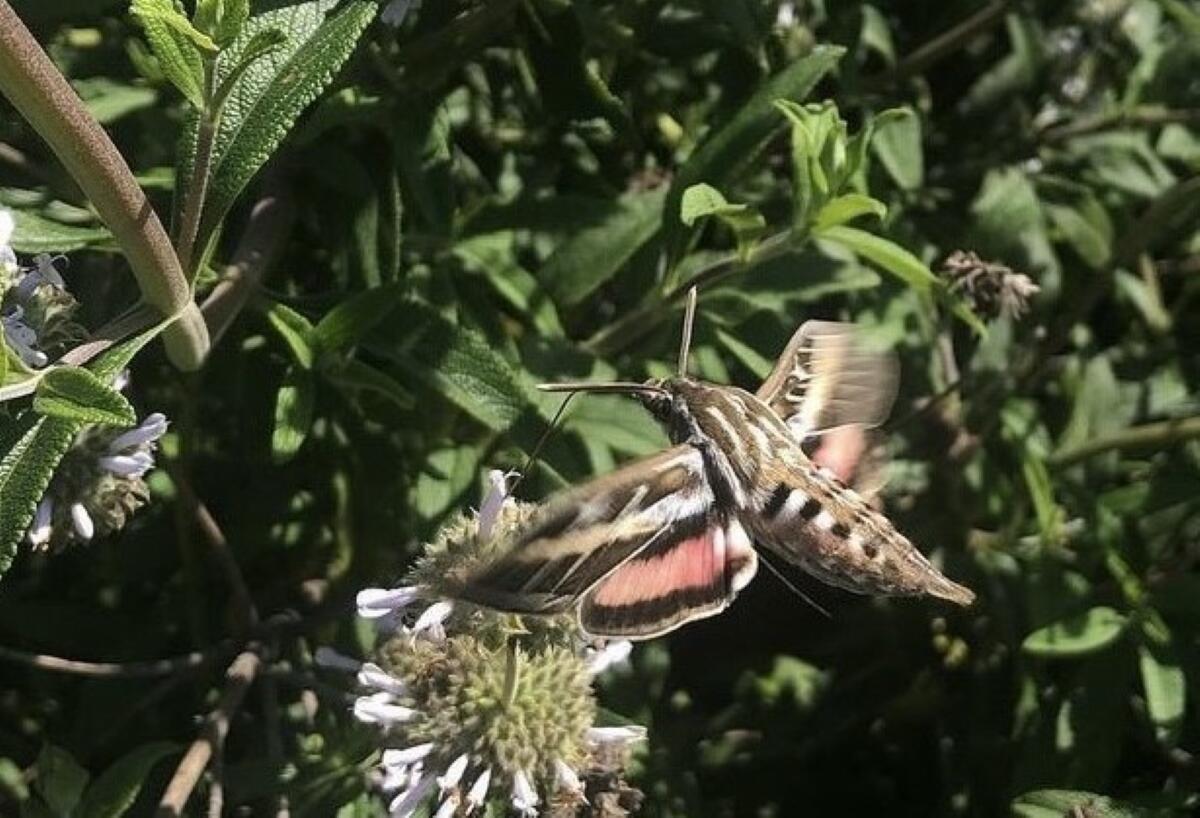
[677,285,698,377]
[510,392,577,495]
[758,550,832,619]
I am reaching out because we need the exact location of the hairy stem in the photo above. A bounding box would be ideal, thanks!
[0,1,208,369]
[176,63,219,276]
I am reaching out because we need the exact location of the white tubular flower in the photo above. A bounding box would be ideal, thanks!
[358,662,407,695]
[353,693,416,726]
[776,1,797,28]
[314,646,362,673]
[433,793,459,818]
[69,503,94,541]
[389,773,433,818]
[97,452,155,478]
[0,209,16,274]
[555,759,585,796]
[356,585,423,619]
[380,0,415,27]
[27,497,53,549]
[2,308,47,367]
[107,412,168,453]
[477,469,513,542]
[437,753,469,793]
[586,639,633,676]
[382,744,434,770]
[412,600,454,635]
[465,767,491,813]
[511,769,539,816]
[586,725,647,746]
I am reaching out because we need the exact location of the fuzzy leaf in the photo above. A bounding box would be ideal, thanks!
[539,189,665,308]
[130,0,212,107]
[33,367,137,427]
[813,193,887,231]
[313,284,406,354]
[184,0,378,247]
[9,210,113,254]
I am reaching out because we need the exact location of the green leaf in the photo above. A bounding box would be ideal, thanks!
[325,359,414,410]
[1012,789,1155,818]
[78,742,177,818]
[859,5,896,64]
[378,303,530,432]
[679,183,766,258]
[816,224,939,289]
[271,366,314,464]
[1137,641,1185,745]
[74,77,158,124]
[211,28,288,112]
[185,0,379,247]
[1045,203,1112,269]
[1022,607,1129,658]
[10,210,112,254]
[539,189,665,308]
[313,284,406,355]
[130,0,213,107]
[33,368,137,427]
[664,46,844,255]
[813,193,887,231]
[261,300,315,369]
[34,745,89,818]
[870,106,923,190]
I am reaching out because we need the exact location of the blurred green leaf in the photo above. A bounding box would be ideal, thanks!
[539,189,664,307]
[813,193,887,231]
[78,742,177,818]
[1023,607,1129,658]
[1137,641,1185,745]
[262,300,316,369]
[34,744,88,818]
[313,284,405,355]
[10,210,112,254]
[272,365,314,464]
[816,224,939,289]
[871,107,922,190]
[1012,789,1156,818]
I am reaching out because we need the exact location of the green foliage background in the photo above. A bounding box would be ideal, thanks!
[1,0,1199,815]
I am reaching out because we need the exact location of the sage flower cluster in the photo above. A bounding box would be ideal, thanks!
[323,473,646,817]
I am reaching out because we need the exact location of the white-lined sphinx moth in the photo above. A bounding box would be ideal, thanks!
[452,293,975,639]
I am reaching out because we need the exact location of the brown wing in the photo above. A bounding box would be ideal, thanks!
[452,445,758,637]
[756,321,899,439]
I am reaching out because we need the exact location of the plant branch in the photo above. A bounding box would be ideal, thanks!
[155,650,262,818]
[1039,105,1200,143]
[1049,415,1200,468]
[585,229,795,357]
[0,1,209,369]
[201,182,296,352]
[865,0,1012,90]
[0,643,217,678]
[176,63,219,276]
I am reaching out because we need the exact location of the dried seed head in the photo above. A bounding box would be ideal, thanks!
[941,250,1040,320]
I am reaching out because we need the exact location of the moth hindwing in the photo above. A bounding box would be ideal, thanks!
[452,321,974,639]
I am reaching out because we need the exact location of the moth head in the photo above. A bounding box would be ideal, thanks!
[636,377,697,443]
